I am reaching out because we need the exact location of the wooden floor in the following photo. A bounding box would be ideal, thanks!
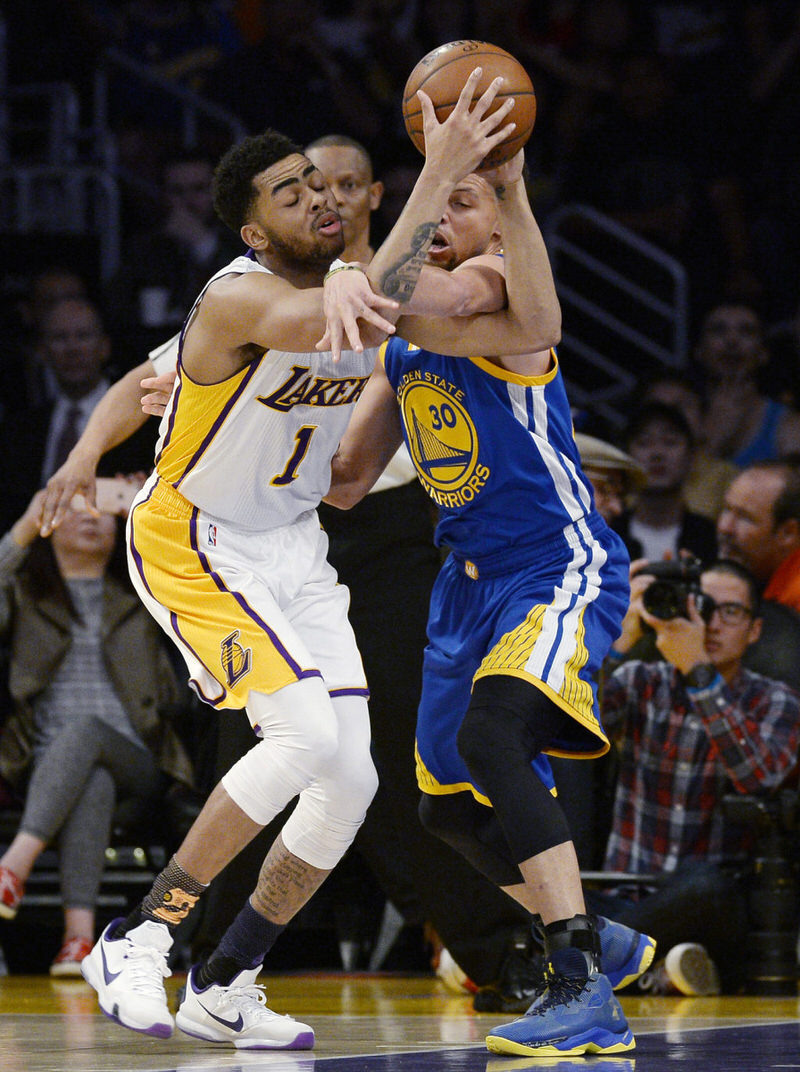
[0,971,797,1071]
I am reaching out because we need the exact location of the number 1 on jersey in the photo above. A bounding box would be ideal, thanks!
[271,425,317,486]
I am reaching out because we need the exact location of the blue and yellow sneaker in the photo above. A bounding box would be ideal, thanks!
[596,915,656,990]
[485,970,635,1057]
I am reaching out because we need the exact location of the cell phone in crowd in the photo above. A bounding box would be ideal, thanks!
[71,477,143,516]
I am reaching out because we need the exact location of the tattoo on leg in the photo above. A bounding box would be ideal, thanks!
[251,837,331,924]
[380,222,439,301]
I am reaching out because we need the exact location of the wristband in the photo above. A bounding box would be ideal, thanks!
[323,262,366,283]
[684,662,720,690]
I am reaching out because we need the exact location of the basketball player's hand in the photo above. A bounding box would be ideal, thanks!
[481,148,526,188]
[39,451,100,536]
[418,67,516,183]
[316,268,398,362]
[140,369,178,416]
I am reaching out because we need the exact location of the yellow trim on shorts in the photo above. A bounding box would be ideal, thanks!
[414,743,493,807]
[414,744,559,805]
[130,482,306,708]
[473,603,610,759]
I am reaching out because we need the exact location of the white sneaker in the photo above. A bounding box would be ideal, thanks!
[638,942,720,996]
[80,918,174,1037]
[664,942,721,995]
[176,964,314,1049]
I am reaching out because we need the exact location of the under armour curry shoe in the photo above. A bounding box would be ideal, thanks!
[176,964,314,1049]
[81,918,173,1037]
[596,915,657,990]
[475,916,656,1014]
[485,971,635,1057]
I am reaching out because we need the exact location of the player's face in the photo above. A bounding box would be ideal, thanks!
[305,144,382,253]
[428,174,500,270]
[249,154,344,268]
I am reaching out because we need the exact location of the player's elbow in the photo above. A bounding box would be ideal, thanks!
[324,485,362,510]
[542,306,562,348]
[528,298,561,349]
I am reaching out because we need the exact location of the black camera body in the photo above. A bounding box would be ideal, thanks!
[723,791,799,995]
[637,555,714,622]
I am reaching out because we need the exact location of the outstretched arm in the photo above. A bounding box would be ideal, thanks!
[39,357,157,534]
[398,154,561,359]
[317,68,516,358]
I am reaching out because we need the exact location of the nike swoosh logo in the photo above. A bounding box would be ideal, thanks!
[101,944,122,986]
[202,1005,244,1032]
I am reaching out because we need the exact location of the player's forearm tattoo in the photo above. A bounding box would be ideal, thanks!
[252,837,330,923]
[380,222,438,302]
[494,184,507,201]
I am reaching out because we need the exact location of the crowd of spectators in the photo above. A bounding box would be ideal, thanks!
[1,0,799,996]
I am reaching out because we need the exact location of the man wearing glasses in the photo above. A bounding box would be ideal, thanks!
[591,558,800,996]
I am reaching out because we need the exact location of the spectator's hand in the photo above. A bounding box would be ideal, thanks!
[11,489,48,548]
[613,558,654,653]
[39,449,100,536]
[315,269,398,362]
[640,593,709,675]
[140,369,177,416]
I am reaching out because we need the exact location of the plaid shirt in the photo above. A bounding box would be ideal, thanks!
[601,661,800,874]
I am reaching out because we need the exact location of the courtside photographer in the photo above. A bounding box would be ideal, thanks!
[588,557,800,994]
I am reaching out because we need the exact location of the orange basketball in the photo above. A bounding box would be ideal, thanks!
[402,40,536,171]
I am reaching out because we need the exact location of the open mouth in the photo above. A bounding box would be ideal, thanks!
[429,230,448,252]
[315,211,341,235]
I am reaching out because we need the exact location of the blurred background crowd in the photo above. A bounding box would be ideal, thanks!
[1,0,800,997]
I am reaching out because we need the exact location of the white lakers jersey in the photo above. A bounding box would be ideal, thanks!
[152,255,378,531]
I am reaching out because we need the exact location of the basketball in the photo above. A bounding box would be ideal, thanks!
[402,40,536,170]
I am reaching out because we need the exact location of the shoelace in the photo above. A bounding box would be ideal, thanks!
[213,983,290,1022]
[123,944,171,998]
[527,974,587,1016]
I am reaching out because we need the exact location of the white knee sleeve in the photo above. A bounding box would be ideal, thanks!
[221,676,340,825]
[281,695,378,869]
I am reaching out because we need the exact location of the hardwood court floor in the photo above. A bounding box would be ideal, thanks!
[0,971,797,1072]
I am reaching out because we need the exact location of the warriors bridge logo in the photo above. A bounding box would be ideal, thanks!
[399,371,489,508]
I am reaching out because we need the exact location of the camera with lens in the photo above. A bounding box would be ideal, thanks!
[636,555,714,622]
[722,790,799,994]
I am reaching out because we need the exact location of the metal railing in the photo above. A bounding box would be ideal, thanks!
[546,203,689,430]
[93,46,246,156]
[0,165,121,280]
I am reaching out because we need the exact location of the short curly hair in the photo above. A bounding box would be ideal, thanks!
[213,130,303,233]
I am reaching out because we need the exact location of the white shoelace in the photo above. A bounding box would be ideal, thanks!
[215,983,290,1023]
[123,944,171,999]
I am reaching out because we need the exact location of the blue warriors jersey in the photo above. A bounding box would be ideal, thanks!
[381,339,595,560]
[381,338,631,799]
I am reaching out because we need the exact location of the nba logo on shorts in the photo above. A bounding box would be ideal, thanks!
[208,524,217,546]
